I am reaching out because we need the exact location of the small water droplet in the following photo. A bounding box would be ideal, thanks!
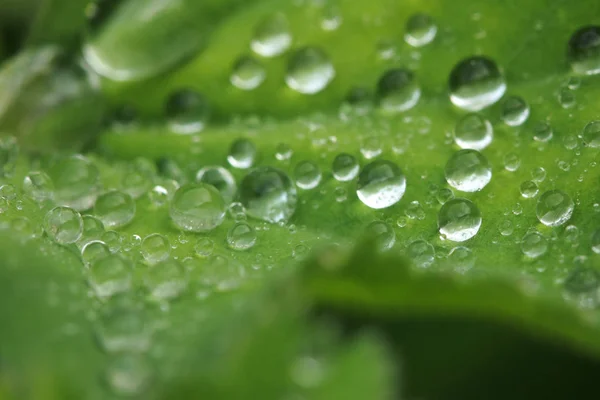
[227,138,257,169]
[531,167,546,182]
[165,89,209,134]
[405,200,426,220]
[94,190,136,229]
[533,121,553,142]
[376,68,420,113]
[499,220,514,236]
[449,56,506,111]
[82,240,110,265]
[360,136,382,159]
[404,13,437,47]
[275,143,294,161]
[102,230,123,253]
[407,239,435,267]
[285,47,335,94]
[365,221,395,251]
[22,171,54,202]
[536,190,574,227]
[194,237,214,258]
[294,160,322,189]
[105,354,152,397]
[169,183,226,232]
[453,113,493,150]
[438,198,481,242]
[251,13,292,57]
[88,254,132,298]
[44,206,83,244]
[144,259,187,301]
[500,95,529,126]
[520,180,539,198]
[0,137,18,178]
[141,234,171,264]
[521,232,548,258]
[503,152,521,172]
[583,120,600,148]
[356,160,406,209]
[320,4,342,31]
[445,149,491,192]
[332,153,359,182]
[227,222,257,251]
[239,167,297,223]
[96,308,151,353]
[230,55,266,90]
[568,26,600,75]
[49,155,100,211]
[334,186,347,202]
[558,88,576,109]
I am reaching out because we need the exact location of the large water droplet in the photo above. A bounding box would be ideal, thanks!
[94,190,136,228]
[44,206,83,244]
[453,113,493,150]
[251,13,292,57]
[365,221,395,251]
[404,13,437,47]
[196,166,237,204]
[521,232,548,258]
[230,56,266,90]
[568,26,600,75]
[583,120,600,148]
[332,153,359,182]
[49,155,100,211]
[227,222,257,251]
[227,138,257,169]
[444,149,491,192]
[536,190,574,227]
[449,56,506,111]
[285,47,335,94]
[169,183,226,232]
[438,198,482,242]
[165,89,209,134]
[501,95,529,126]
[239,167,297,223]
[356,160,406,209]
[294,161,322,189]
[376,69,420,113]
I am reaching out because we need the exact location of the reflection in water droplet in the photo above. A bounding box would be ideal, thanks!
[365,221,395,251]
[44,206,83,244]
[169,183,226,232]
[195,237,214,258]
[88,254,132,298]
[356,160,406,209]
[49,155,100,211]
[533,121,553,142]
[230,56,266,90]
[445,149,491,192]
[165,89,209,134]
[521,232,548,258]
[404,13,437,47]
[23,171,54,202]
[536,190,574,227]
[408,240,435,267]
[294,161,322,189]
[501,96,529,126]
[568,26,600,75]
[377,69,420,113]
[251,13,292,57]
[227,222,257,251]
[239,167,297,223]
[583,120,600,148]
[94,190,136,228]
[82,240,110,265]
[285,47,335,94]
[196,166,237,204]
[453,113,493,150]
[449,56,506,111]
[332,153,359,182]
[141,234,171,264]
[227,138,257,169]
[520,181,539,198]
[438,198,482,242]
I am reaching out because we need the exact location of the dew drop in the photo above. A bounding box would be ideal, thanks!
[436,188,454,204]
[404,13,437,47]
[275,143,293,161]
[444,149,491,192]
[94,190,136,229]
[79,215,105,246]
[498,220,514,236]
[169,183,226,232]
[356,160,406,209]
[407,240,435,267]
[227,222,257,251]
[503,152,521,172]
[365,221,395,251]
[88,254,132,298]
[227,138,257,169]
[438,198,482,242]
[165,89,209,134]
[558,88,576,109]
[49,155,100,211]
[449,56,506,111]
[22,171,54,202]
[96,308,151,353]
[294,161,322,189]
[230,56,266,90]
[332,153,359,182]
[405,200,426,220]
[521,232,548,258]
[453,113,493,150]
[239,167,297,223]
[196,166,237,204]
[376,68,421,113]
[520,180,539,199]
[102,230,123,253]
[0,136,18,178]
[583,120,600,148]
[82,240,111,265]
[568,26,600,75]
[194,237,214,258]
[105,354,152,397]
[531,167,546,183]
[251,13,292,57]
[144,259,187,301]
[533,121,553,142]
[501,95,529,126]
[141,234,171,264]
[536,190,574,227]
[591,229,600,254]
[285,47,335,94]
[564,266,600,294]
[44,206,83,244]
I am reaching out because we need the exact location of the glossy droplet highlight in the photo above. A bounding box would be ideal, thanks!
[449,56,506,111]
[357,160,406,209]
[228,138,257,169]
[22,171,54,202]
[196,166,237,204]
[404,13,437,47]
[438,198,482,242]
[520,181,539,198]
[521,232,548,258]
[227,222,257,251]
[144,259,187,301]
[454,113,493,150]
[568,26,600,75]
[231,56,266,90]
[285,47,335,94]
[536,190,574,227]
[88,254,132,298]
[44,207,83,244]
[169,183,226,232]
[141,234,171,264]
[251,13,292,57]
[377,69,420,113]
[445,149,491,192]
[533,121,553,142]
[239,167,297,223]
[165,89,209,134]
[294,161,322,189]
[94,190,136,228]
[501,95,529,126]
[332,153,359,182]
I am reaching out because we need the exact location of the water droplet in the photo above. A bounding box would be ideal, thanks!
[501,95,529,126]
[332,153,359,181]
[321,4,342,31]
[564,225,579,244]
[230,56,266,90]
[141,234,171,264]
[436,188,454,204]
[376,68,420,113]
[449,56,506,111]
[285,47,335,94]
[251,13,292,57]
[453,113,493,150]
[227,138,257,169]
[563,135,579,150]
[88,254,132,298]
[405,200,426,220]
[96,308,151,353]
[44,206,83,244]
[360,137,382,159]
[408,240,435,267]
[564,266,600,294]
[227,222,257,251]
[102,230,123,253]
[82,240,110,265]
[79,215,105,246]
[334,187,347,202]
[194,237,214,258]
[275,143,293,161]
[105,354,152,397]
[376,40,396,60]
[591,229,600,254]
[503,152,521,172]
[449,246,475,271]
[356,160,406,209]
[568,26,600,75]
[583,120,600,148]
[499,220,514,236]
[533,121,553,142]
[558,88,576,109]
[365,221,395,251]
[531,167,547,183]
[521,232,548,258]
[536,190,574,227]
[445,149,491,192]
[94,190,136,228]
[165,89,209,134]
[519,180,538,199]
[438,198,482,242]
[144,259,187,301]
[49,155,100,211]
[294,161,322,189]
[0,137,18,178]
[196,166,237,204]
[0,184,17,201]
[404,13,437,47]
[22,171,53,202]
[239,167,297,223]
[291,356,325,388]
[169,183,226,232]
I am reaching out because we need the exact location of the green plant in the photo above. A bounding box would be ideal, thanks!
[1,0,600,399]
